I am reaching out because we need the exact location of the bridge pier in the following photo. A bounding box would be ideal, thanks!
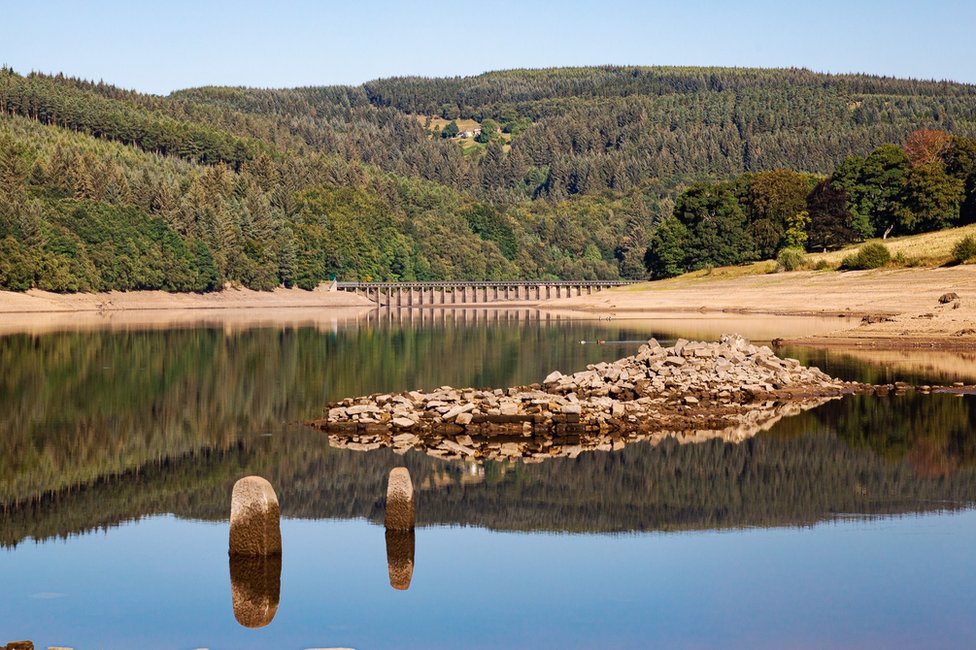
[335,280,634,308]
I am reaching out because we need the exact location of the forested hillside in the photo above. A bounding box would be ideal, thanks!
[3,65,976,292]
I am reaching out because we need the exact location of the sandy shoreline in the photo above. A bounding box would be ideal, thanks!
[545,266,976,349]
[1,267,975,347]
[0,287,376,334]
[0,286,373,313]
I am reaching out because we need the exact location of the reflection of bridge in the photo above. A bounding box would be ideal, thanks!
[335,280,635,307]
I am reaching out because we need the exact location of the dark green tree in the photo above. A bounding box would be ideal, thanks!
[739,170,818,258]
[673,182,756,268]
[806,180,859,251]
[441,121,459,139]
[896,162,964,233]
[644,216,689,279]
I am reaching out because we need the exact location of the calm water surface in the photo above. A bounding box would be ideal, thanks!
[1,311,975,649]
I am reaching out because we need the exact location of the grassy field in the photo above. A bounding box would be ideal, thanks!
[415,115,513,153]
[420,115,482,133]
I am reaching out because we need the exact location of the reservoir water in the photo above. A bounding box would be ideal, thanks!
[1,311,975,649]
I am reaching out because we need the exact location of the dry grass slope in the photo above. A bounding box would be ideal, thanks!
[807,223,976,267]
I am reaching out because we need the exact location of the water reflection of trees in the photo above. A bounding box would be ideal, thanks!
[815,394,976,478]
[2,328,975,548]
[4,403,976,547]
[0,324,650,504]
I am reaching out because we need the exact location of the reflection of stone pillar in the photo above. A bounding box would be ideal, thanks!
[385,467,415,530]
[230,555,282,628]
[385,529,415,590]
[230,476,282,556]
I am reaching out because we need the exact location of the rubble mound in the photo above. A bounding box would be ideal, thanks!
[310,335,864,462]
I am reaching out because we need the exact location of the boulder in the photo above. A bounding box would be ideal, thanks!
[544,370,563,384]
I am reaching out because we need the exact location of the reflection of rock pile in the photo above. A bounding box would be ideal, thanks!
[326,398,834,462]
[312,335,860,462]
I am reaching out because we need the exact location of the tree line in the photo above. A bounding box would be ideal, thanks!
[3,65,976,291]
[644,132,976,278]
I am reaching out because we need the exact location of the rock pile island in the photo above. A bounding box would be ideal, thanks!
[311,334,864,462]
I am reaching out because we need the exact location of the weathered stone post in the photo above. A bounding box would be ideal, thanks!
[229,475,282,628]
[385,528,416,590]
[229,476,282,557]
[385,467,415,530]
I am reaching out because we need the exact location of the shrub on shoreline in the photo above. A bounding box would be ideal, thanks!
[839,243,891,270]
[776,247,807,272]
[952,235,976,263]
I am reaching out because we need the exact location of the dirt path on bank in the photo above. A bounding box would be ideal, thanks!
[545,266,976,349]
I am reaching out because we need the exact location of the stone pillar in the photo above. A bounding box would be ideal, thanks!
[386,529,415,590]
[230,555,281,628]
[385,467,415,530]
[229,476,282,557]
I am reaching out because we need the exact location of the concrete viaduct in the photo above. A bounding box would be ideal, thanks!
[335,280,635,307]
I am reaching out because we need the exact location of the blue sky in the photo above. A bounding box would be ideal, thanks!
[2,0,974,95]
